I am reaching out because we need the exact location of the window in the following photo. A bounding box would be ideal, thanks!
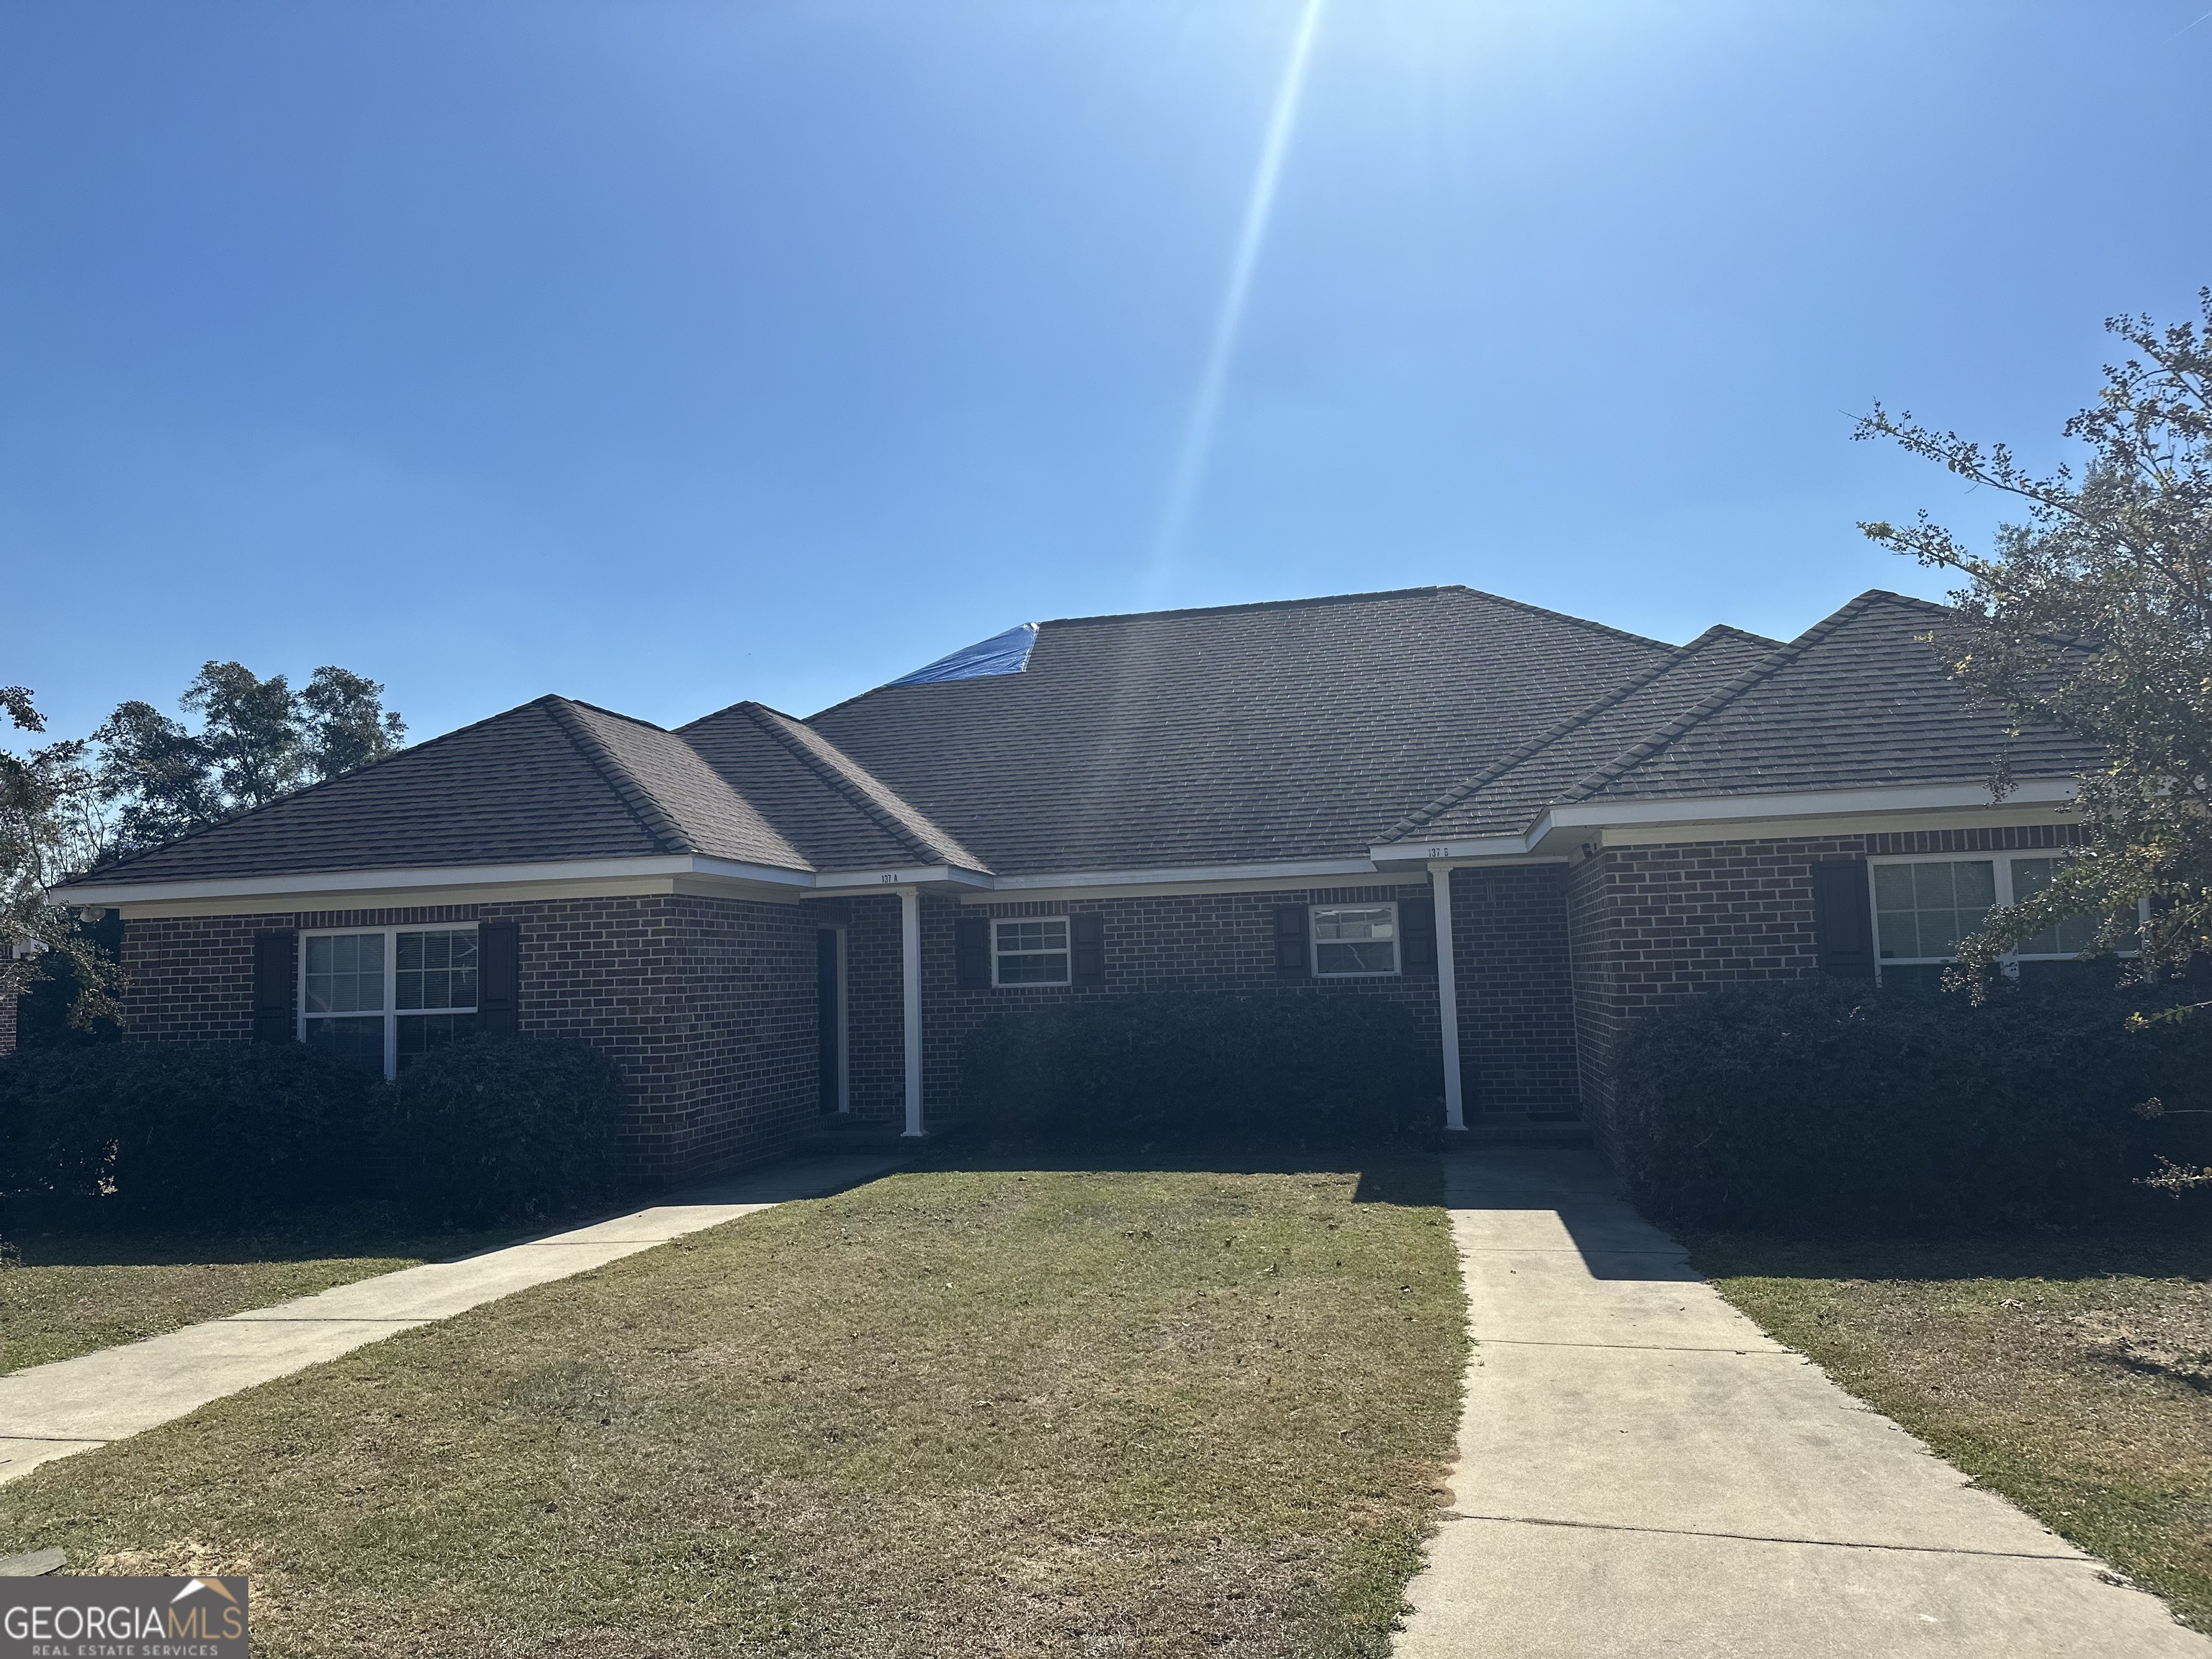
[302,925,480,1074]
[1869,854,2136,969]
[992,917,1069,986]
[1873,860,1995,962]
[2008,856,2112,957]
[1311,903,1398,976]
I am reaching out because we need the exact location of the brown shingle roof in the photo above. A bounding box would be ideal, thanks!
[1570,592,2101,805]
[804,586,1680,875]
[60,585,2101,894]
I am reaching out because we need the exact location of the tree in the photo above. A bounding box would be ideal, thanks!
[96,662,407,857]
[1856,291,2212,1001]
[1,687,122,1028]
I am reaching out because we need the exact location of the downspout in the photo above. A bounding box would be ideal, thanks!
[899,887,925,1138]
[1430,863,1466,1132]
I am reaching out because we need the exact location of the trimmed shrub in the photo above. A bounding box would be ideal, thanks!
[0,1043,378,1218]
[961,992,1437,1144]
[374,1036,628,1225]
[1612,978,2212,1232]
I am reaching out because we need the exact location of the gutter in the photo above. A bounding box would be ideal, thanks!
[1370,777,2080,866]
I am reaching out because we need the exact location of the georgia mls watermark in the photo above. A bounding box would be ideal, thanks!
[0,1576,248,1658]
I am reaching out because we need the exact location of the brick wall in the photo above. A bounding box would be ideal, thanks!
[1565,834,1870,1136]
[811,876,1585,1128]
[0,992,14,1058]
[1451,864,1581,1114]
[117,895,820,1185]
[1565,821,2099,1135]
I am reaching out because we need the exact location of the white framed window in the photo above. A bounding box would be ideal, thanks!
[1868,853,2136,973]
[300,924,480,1076]
[1311,902,1399,976]
[992,917,1070,986]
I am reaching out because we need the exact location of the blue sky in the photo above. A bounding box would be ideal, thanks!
[4,1,2210,745]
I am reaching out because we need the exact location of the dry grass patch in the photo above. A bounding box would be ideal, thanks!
[0,1202,521,1374]
[0,1157,1464,1658]
[1695,1231,2212,1632]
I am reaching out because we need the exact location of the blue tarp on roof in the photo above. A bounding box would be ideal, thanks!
[889,622,1038,686]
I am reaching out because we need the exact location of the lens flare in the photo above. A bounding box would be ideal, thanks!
[1143,0,1327,599]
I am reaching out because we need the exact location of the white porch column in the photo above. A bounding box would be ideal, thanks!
[899,886,925,1138]
[1430,863,1465,1131]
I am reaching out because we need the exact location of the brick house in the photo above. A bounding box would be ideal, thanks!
[40,585,2104,1181]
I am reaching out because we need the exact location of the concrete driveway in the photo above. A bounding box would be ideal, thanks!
[1395,1147,2209,1658]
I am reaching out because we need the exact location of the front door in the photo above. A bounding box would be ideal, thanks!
[816,927,845,1113]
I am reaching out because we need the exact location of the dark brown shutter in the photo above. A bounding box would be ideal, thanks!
[478,920,521,1033]
[1070,914,1105,988]
[955,915,992,989]
[1274,904,1310,980]
[1812,860,1874,979]
[1398,887,1437,973]
[252,930,295,1043]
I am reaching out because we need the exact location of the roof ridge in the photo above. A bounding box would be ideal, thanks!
[556,697,668,732]
[737,702,984,870]
[1379,630,1734,842]
[1449,587,1681,653]
[1034,583,1678,653]
[1039,585,1451,629]
[1691,622,1784,649]
[64,695,557,884]
[542,696,692,855]
[1551,591,1899,809]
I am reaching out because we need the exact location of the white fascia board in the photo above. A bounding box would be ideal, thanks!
[986,855,1377,893]
[54,853,815,910]
[1369,835,1527,864]
[802,865,994,894]
[1372,778,2081,863]
[1538,777,2078,835]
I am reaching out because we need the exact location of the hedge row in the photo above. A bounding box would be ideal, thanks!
[1611,977,2212,1231]
[0,1035,627,1225]
[961,992,1439,1143]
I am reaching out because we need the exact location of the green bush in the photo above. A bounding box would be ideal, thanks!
[1611,977,2212,1232]
[374,1035,628,1225]
[961,992,1437,1145]
[0,1043,378,1218]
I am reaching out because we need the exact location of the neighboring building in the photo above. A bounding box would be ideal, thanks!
[47,585,2104,1179]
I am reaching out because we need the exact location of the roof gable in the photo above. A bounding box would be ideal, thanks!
[74,698,687,885]
[1570,592,2102,804]
[678,702,986,871]
[1387,624,1781,841]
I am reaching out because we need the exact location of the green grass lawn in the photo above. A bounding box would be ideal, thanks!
[1694,1231,2212,1632]
[0,1156,1465,1658]
[0,1202,526,1375]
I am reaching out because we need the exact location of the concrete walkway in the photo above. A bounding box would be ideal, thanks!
[1397,1147,2210,1658]
[0,1151,904,1488]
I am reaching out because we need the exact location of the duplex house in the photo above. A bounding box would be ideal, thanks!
[43,584,2103,1179]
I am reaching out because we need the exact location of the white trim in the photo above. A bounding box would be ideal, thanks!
[986,855,1378,892]
[1547,778,2077,833]
[1372,778,2082,864]
[1308,899,1401,979]
[899,888,924,1138]
[989,914,1072,988]
[1866,848,2139,976]
[297,920,481,1079]
[1429,866,1464,1133]
[60,853,814,910]
[806,865,993,892]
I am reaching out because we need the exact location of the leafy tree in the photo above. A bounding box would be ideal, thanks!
[96,662,406,855]
[1856,292,2212,1002]
[1,687,122,1028]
